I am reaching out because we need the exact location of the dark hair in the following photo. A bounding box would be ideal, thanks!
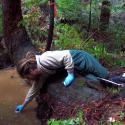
[16,52,37,78]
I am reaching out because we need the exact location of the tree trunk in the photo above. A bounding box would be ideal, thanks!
[99,0,111,31]
[45,0,55,51]
[2,0,37,64]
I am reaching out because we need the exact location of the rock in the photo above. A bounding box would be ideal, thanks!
[36,71,106,124]
[47,77,105,104]
[40,70,106,105]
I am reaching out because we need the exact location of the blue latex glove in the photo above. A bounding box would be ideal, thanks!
[15,104,24,113]
[63,73,74,87]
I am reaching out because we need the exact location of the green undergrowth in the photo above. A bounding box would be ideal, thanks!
[54,24,124,68]
[48,109,125,125]
[54,24,83,50]
[48,110,85,125]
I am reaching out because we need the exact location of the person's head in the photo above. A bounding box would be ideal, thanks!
[16,52,41,80]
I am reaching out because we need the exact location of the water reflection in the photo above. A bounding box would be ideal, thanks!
[0,68,41,125]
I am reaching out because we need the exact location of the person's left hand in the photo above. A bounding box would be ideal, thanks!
[63,73,74,87]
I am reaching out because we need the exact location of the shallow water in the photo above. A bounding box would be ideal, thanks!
[0,68,41,125]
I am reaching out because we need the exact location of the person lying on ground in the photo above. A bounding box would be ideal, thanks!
[15,49,109,113]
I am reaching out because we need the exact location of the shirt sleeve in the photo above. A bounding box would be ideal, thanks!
[25,74,48,101]
[63,53,74,73]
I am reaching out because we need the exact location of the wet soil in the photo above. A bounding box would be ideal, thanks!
[0,69,41,125]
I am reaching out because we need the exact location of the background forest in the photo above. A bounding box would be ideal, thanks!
[0,0,125,125]
[0,0,125,68]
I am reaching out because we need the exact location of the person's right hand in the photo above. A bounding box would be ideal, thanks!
[15,104,24,113]
[63,73,74,87]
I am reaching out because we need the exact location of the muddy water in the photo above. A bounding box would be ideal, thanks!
[0,68,41,125]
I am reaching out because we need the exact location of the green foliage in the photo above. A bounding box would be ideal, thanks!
[73,0,101,29]
[48,108,125,125]
[120,111,124,121]
[48,110,85,125]
[54,24,83,50]
[109,122,124,125]
[48,118,82,125]
[54,24,115,67]
[20,9,41,33]
[90,44,111,63]
[23,0,44,9]
[32,39,47,48]
[90,0,101,28]
[81,39,112,66]
[19,9,44,38]
[111,3,125,14]
[108,23,125,51]
[83,38,125,67]
[103,1,125,51]
[20,0,124,68]
[83,40,107,59]
[113,60,125,67]
[107,87,121,94]
[0,4,3,35]
[56,0,82,20]
[20,2,48,48]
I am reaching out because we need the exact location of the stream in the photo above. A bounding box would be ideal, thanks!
[0,68,41,125]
